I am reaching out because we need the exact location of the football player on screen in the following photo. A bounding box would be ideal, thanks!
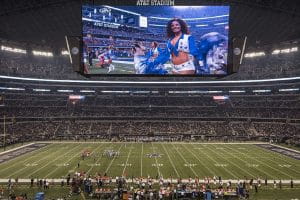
[97,46,115,73]
[132,41,148,74]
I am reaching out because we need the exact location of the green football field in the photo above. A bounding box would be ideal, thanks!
[85,59,135,74]
[1,142,300,180]
[85,59,173,74]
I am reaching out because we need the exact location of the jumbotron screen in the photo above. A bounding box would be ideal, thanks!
[82,5,230,75]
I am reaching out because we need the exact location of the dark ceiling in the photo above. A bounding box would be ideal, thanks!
[0,0,299,50]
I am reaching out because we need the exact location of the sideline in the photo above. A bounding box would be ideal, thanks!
[0,178,299,184]
[36,141,269,145]
[0,143,35,156]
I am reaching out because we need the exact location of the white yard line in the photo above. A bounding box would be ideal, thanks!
[262,154,300,174]
[0,144,53,173]
[104,144,124,174]
[141,143,143,177]
[122,143,133,176]
[1,178,300,184]
[39,141,268,145]
[171,143,198,177]
[0,143,35,155]
[5,144,67,178]
[253,145,300,174]
[2,142,298,181]
[227,145,291,178]
[160,143,180,178]
[191,143,239,179]
[46,143,97,178]
[86,143,112,175]
[151,143,162,178]
[245,145,300,175]
[44,144,88,178]
[271,144,300,153]
[27,144,82,178]
[210,144,257,178]
[181,143,216,176]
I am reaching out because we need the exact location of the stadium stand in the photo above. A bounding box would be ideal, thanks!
[0,1,300,199]
[1,84,299,146]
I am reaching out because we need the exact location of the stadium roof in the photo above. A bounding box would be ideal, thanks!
[0,0,299,49]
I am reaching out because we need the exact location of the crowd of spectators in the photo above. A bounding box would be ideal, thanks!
[4,93,299,107]
[0,50,79,79]
[1,103,299,119]
[2,90,299,147]
[1,120,299,147]
[4,165,297,200]
[64,173,244,199]
[5,173,262,199]
[83,36,166,50]
[225,49,300,80]
[82,32,170,59]
[83,24,165,42]
[2,93,299,119]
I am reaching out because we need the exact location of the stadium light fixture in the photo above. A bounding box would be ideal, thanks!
[61,50,69,55]
[280,49,290,54]
[278,88,299,92]
[208,91,223,93]
[0,87,25,91]
[252,89,271,93]
[169,90,217,94]
[272,47,298,55]
[272,49,280,55]
[32,50,53,57]
[229,90,246,93]
[80,90,95,93]
[291,47,298,52]
[57,89,73,92]
[102,90,130,93]
[168,91,195,94]
[33,89,51,92]
[132,91,150,94]
[1,45,27,54]
[244,52,265,58]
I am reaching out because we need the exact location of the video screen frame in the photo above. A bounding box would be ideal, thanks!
[81,4,231,77]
